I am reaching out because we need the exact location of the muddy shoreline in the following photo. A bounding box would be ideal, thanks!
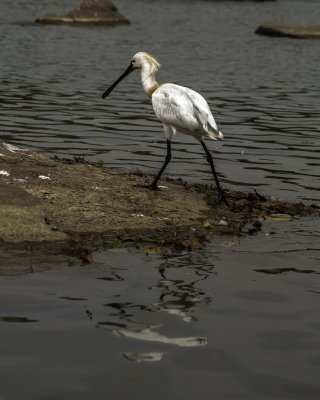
[0,141,318,255]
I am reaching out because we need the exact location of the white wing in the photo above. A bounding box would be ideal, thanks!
[183,86,219,133]
[152,84,222,140]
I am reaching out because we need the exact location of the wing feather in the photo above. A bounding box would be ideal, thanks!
[152,84,221,140]
[152,84,198,131]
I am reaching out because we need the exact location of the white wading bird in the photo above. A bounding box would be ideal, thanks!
[102,52,228,206]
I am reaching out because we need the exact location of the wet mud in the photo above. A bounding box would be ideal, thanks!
[0,140,319,256]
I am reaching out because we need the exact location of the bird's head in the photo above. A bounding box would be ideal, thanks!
[131,52,161,73]
[102,52,160,99]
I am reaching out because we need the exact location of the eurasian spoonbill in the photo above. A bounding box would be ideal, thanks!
[102,52,228,206]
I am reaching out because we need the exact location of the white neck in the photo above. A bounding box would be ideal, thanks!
[140,63,160,98]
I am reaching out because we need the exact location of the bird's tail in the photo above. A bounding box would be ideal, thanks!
[207,124,224,141]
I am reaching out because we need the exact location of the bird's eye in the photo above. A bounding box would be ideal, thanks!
[132,59,136,63]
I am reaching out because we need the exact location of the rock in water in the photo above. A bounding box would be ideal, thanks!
[36,0,130,25]
[256,22,320,39]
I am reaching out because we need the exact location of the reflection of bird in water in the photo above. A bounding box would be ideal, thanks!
[100,256,213,332]
[102,51,228,206]
[94,256,215,351]
[153,258,213,322]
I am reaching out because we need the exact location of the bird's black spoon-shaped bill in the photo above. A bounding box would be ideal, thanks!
[102,63,134,99]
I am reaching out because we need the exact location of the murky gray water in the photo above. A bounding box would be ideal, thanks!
[1,0,320,399]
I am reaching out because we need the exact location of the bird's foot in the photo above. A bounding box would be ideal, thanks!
[254,189,267,201]
[217,190,230,208]
[134,183,159,191]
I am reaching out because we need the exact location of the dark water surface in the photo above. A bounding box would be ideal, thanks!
[1,0,320,399]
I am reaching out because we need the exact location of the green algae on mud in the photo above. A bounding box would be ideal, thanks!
[0,140,319,256]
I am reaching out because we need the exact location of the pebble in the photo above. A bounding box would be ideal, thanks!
[241,223,258,235]
[131,168,143,176]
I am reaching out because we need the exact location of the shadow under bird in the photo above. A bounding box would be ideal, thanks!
[102,51,228,206]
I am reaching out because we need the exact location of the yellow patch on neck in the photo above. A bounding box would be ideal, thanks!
[147,83,162,98]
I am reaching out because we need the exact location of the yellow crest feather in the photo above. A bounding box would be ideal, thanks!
[140,52,161,74]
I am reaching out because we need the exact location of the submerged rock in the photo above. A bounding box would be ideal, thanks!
[256,22,320,39]
[36,0,130,25]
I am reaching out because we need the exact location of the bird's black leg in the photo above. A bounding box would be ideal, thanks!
[200,141,229,206]
[136,140,171,190]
